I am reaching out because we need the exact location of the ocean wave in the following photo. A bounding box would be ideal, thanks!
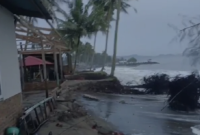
[191,125,200,135]
[96,67,191,85]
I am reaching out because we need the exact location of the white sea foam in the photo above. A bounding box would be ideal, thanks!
[191,125,200,135]
[97,67,191,85]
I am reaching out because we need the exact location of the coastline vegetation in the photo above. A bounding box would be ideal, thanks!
[71,71,200,111]
[56,0,132,76]
[141,73,200,111]
[168,73,200,111]
[142,73,169,94]
[41,0,200,112]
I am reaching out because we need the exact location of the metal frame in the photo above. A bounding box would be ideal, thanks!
[18,97,56,135]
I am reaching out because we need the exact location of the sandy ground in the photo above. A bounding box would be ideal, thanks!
[36,80,117,135]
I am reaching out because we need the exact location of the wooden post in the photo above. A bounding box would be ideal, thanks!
[53,48,59,87]
[20,42,27,83]
[59,50,63,80]
[19,44,24,90]
[41,43,48,98]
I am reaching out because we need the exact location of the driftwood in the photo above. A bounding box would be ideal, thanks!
[83,94,99,101]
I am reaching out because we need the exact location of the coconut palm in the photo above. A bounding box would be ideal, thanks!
[58,0,105,71]
[82,42,94,64]
[110,0,121,76]
[89,4,108,69]
[90,0,131,72]
[43,0,69,23]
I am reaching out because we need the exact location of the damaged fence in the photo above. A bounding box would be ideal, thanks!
[17,97,56,135]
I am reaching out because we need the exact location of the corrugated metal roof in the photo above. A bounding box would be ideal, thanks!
[0,0,52,19]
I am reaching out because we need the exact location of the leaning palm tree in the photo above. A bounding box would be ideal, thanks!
[58,0,104,71]
[90,0,131,71]
[43,0,69,23]
[110,0,121,76]
[89,9,108,69]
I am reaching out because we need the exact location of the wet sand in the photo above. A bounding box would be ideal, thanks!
[78,93,200,135]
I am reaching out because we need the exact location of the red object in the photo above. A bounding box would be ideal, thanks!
[24,56,53,66]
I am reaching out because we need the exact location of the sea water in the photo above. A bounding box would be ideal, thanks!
[95,55,200,135]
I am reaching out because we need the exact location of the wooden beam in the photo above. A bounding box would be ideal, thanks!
[16,33,68,49]
[18,49,70,54]
[59,49,64,80]
[41,41,48,98]
[17,24,52,32]
[53,48,59,87]
[15,15,69,50]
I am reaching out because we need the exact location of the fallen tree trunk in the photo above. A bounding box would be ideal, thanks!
[123,85,145,89]
[87,79,145,95]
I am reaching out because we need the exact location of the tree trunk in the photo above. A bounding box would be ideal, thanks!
[59,50,63,80]
[67,53,73,73]
[53,48,59,87]
[41,43,48,98]
[101,5,112,71]
[101,29,109,71]
[73,35,81,72]
[90,32,97,70]
[110,0,121,76]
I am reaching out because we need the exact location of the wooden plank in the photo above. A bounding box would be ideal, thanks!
[83,94,99,101]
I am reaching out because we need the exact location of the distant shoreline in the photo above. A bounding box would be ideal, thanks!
[116,61,159,67]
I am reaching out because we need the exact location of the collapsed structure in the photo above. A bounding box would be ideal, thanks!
[0,1,69,134]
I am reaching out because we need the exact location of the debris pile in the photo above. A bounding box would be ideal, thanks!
[43,94,121,135]
[168,73,200,111]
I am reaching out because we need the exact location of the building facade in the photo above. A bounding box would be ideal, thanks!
[0,1,52,134]
[0,5,22,135]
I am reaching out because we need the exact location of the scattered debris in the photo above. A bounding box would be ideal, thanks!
[83,94,99,101]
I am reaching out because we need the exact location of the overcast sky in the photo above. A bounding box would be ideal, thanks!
[37,0,200,56]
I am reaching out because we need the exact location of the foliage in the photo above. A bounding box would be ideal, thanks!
[168,73,200,111]
[70,41,112,66]
[127,57,137,63]
[58,0,106,38]
[170,16,200,66]
[168,16,200,110]
[93,51,112,66]
[57,0,106,70]
[142,73,170,94]
[78,71,108,80]
[90,0,132,71]
[91,0,131,14]
[142,72,200,111]
[44,0,69,23]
